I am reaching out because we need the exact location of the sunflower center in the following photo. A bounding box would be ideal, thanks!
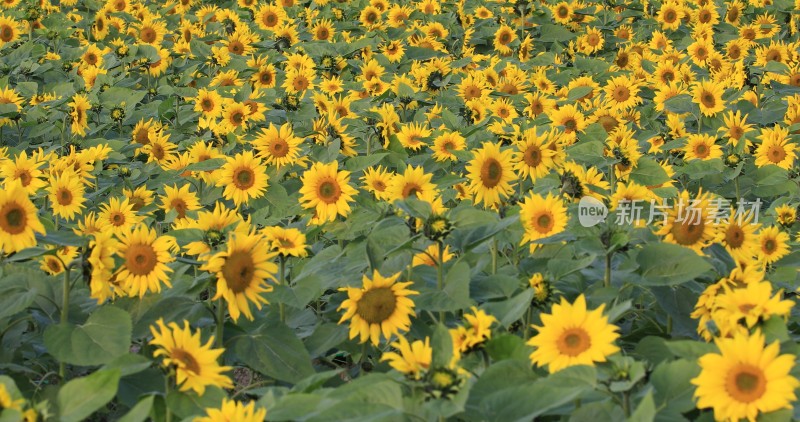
[125,243,157,276]
[727,8,739,22]
[480,158,503,188]
[671,219,705,245]
[57,188,74,206]
[729,126,743,139]
[293,75,309,91]
[766,50,782,62]
[556,327,591,356]
[0,25,13,42]
[499,32,511,44]
[0,203,26,235]
[231,111,244,125]
[201,98,214,112]
[564,118,577,132]
[222,250,255,293]
[15,170,31,187]
[701,93,716,108]
[264,13,277,27]
[317,28,329,39]
[233,167,255,189]
[524,146,542,167]
[229,41,244,55]
[726,365,766,403]
[355,287,397,324]
[725,225,744,248]
[171,199,187,218]
[110,212,125,226]
[695,143,709,157]
[171,347,201,374]
[612,86,630,102]
[763,239,776,253]
[260,71,273,84]
[664,10,676,22]
[270,139,289,157]
[767,145,786,163]
[86,53,98,65]
[557,6,569,17]
[135,128,150,144]
[534,212,554,234]
[318,179,342,203]
[140,27,157,43]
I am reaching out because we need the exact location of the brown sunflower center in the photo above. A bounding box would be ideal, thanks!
[125,243,157,276]
[612,86,630,102]
[534,212,554,234]
[694,143,709,158]
[763,238,777,253]
[233,167,255,189]
[480,158,503,188]
[57,188,74,206]
[15,170,31,187]
[664,9,677,22]
[729,125,743,139]
[556,327,591,357]
[524,146,542,167]
[140,27,157,43]
[557,6,569,18]
[263,13,278,27]
[725,225,744,248]
[0,25,13,42]
[701,92,716,109]
[260,71,273,84]
[85,53,98,65]
[135,127,150,145]
[726,365,766,403]
[727,8,739,22]
[228,41,244,55]
[671,219,705,245]
[222,250,255,293]
[110,212,126,226]
[355,287,397,324]
[231,111,244,125]
[317,27,329,39]
[0,203,26,235]
[767,145,786,163]
[318,179,342,203]
[171,347,201,374]
[498,31,511,44]
[563,118,577,132]
[171,199,187,218]
[292,75,309,91]
[201,98,214,112]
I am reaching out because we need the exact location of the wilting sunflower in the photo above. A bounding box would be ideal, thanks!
[253,123,303,168]
[0,181,45,254]
[216,151,268,207]
[528,294,620,373]
[195,398,267,422]
[48,171,85,221]
[69,93,91,137]
[202,232,277,322]
[149,319,234,395]
[465,142,515,208]
[692,330,799,422]
[338,270,419,346]
[299,161,358,223]
[692,79,725,116]
[261,226,308,257]
[519,193,568,252]
[381,335,432,380]
[116,224,177,298]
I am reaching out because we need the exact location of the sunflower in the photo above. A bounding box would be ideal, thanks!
[656,190,720,254]
[361,165,393,201]
[528,294,620,373]
[217,101,250,134]
[251,64,277,89]
[48,171,85,221]
[159,184,200,220]
[396,122,431,151]
[216,151,268,207]
[721,110,753,147]
[149,319,233,395]
[519,192,568,252]
[684,134,723,161]
[712,281,794,334]
[0,181,45,254]
[1,151,46,195]
[551,1,573,24]
[193,88,223,121]
[692,330,799,422]
[40,246,78,275]
[431,131,466,162]
[693,79,725,117]
[179,202,250,256]
[604,75,641,111]
[381,335,432,379]
[657,1,683,30]
[493,24,516,55]
[69,93,91,137]
[116,224,177,298]
[253,123,303,168]
[524,92,557,118]
[136,17,167,45]
[255,4,285,30]
[261,226,308,258]
[465,142,515,208]
[548,104,588,134]
[338,270,418,346]
[385,165,437,203]
[412,243,453,267]
[383,40,405,63]
[88,231,119,304]
[195,398,267,422]
[451,307,496,353]
[0,15,19,46]
[757,226,790,264]
[720,214,760,262]
[755,126,797,170]
[311,18,335,41]
[774,204,796,226]
[202,232,277,322]
[283,67,316,95]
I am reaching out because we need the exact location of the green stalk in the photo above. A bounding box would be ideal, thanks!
[59,266,70,379]
[436,241,444,323]
[278,256,286,323]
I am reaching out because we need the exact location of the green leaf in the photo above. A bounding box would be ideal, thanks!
[629,391,656,422]
[431,323,454,368]
[118,395,154,422]
[630,158,669,186]
[636,243,713,286]
[233,322,315,383]
[57,369,121,422]
[565,140,604,165]
[481,289,534,328]
[416,262,473,312]
[651,359,701,417]
[165,386,226,419]
[567,86,593,102]
[663,94,695,114]
[538,24,576,42]
[0,273,39,319]
[44,306,133,366]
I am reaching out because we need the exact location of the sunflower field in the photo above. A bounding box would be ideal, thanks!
[2,0,800,420]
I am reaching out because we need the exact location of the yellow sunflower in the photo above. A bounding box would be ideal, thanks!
[202,232,277,322]
[720,214,760,262]
[757,226,790,265]
[88,231,120,304]
[693,79,725,117]
[692,330,799,422]
[396,122,432,151]
[299,161,358,223]
[755,126,797,170]
[493,24,516,55]
[655,190,719,254]
[195,398,267,422]
[519,192,568,252]
[149,319,233,395]
[216,151,268,207]
[116,224,177,298]
[0,15,20,47]
[381,335,432,380]
[1,150,47,195]
[431,131,466,162]
[528,294,620,373]
[0,181,45,254]
[513,127,558,181]
[159,184,200,220]
[684,134,723,161]
[338,270,419,346]
[68,93,91,137]
[48,171,85,221]
[261,226,308,258]
[361,165,393,201]
[252,123,303,168]
[465,142,516,208]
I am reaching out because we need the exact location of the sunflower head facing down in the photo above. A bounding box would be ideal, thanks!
[338,270,419,346]
[149,319,233,396]
[527,294,620,373]
[692,330,799,422]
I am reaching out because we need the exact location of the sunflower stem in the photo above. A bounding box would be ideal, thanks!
[164,372,173,422]
[215,298,225,359]
[278,256,286,323]
[436,240,445,323]
[59,266,71,380]
[622,391,631,417]
[734,177,741,203]
[666,315,673,335]
[490,238,497,275]
[604,252,612,289]
[523,305,532,339]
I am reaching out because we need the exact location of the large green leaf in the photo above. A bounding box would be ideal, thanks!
[636,243,713,286]
[57,369,121,422]
[233,322,315,383]
[44,306,133,366]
